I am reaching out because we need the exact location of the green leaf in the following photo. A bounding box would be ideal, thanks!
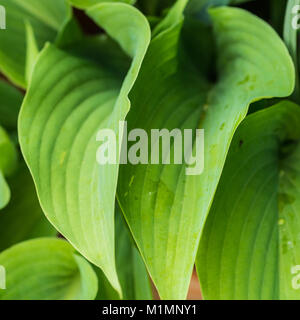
[25,21,39,85]
[117,5,294,299]
[19,3,151,296]
[96,205,152,300]
[196,101,300,300]
[0,163,57,252]
[0,0,71,88]
[0,80,23,130]
[0,238,98,300]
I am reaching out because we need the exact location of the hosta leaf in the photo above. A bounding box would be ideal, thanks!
[197,101,300,300]
[96,206,152,300]
[19,3,150,296]
[0,238,98,300]
[117,4,294,299]
[0,79,23,130]
[0,163,56,252]
[0,0,71,88]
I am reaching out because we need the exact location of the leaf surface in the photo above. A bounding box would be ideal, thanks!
[118,4,294,299]
[197,101,300,300]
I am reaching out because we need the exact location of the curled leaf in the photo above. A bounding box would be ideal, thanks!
[0,238,98,300]
[19,2,151,296]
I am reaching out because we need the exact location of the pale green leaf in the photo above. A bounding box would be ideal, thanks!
[0,238,98,300]
[19,3,151,296]
[0,0,71,88]
[197,101,300,300]
[118,4,294,299]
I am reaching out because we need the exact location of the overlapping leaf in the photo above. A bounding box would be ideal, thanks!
[197,101,300,300]
[0,0,71,87]
[117,2,294,299]
[0,238,98,300]
[19,3,151,296]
